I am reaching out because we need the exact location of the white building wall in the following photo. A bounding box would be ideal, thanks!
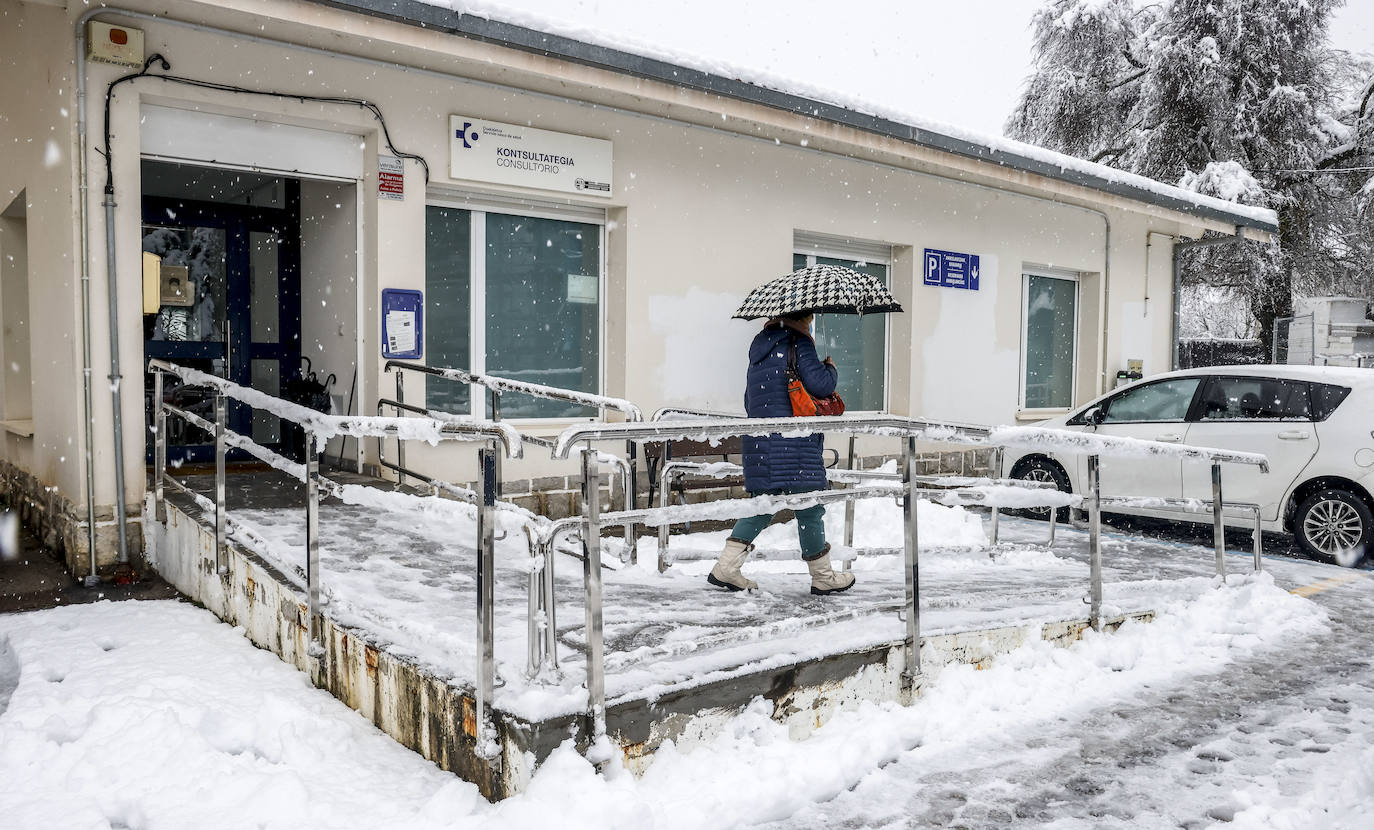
[4,0,1264,554]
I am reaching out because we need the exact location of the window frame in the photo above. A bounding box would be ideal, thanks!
[425,192,608,423]
[1018,268,1081,412]
[792,236,893,413]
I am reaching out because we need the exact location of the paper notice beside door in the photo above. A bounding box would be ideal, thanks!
[386,310,416,354]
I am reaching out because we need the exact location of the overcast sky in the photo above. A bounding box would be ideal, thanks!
[470,0,1374,138]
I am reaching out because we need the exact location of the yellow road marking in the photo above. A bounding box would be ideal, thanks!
[1290,573,1365,598]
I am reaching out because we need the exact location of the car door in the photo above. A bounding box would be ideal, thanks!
[1074,376,1204,501]
[1180,376,1319,521]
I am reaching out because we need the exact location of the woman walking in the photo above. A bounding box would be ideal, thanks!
[707,311,855,595]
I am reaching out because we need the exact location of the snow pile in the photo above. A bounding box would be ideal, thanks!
[1180,159,1268,206]
[0,601,484,830]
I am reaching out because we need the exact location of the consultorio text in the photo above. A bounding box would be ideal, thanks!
[496,146,575,174]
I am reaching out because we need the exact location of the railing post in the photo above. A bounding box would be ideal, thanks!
[1252,506,1263,573]
[1047,499,1057,547]
[1087,454,1102,631]
[901,436,922,693]
[989,447,1003,546]
[1212,461,1226,581]
[527,531,541,678]
[475,443,498,758]
[621,463,636,566]
[394,371,406,488]
[580,447,607,750]
[627,440,639,511]
[305,443,322,651]
[543,533,559,670]
[656,465,672,573]
[153,369,166,523]
[843,436,857,572]
[213,392,227,575]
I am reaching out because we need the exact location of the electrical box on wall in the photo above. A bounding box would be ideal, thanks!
[86,21,145,68]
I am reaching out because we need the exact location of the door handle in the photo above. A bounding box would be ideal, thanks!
[1278,430,1310,440]
[1156,433,1184,443]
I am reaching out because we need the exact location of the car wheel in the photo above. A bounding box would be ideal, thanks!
[1294,489,1372,567]
[1010,457,1072,522]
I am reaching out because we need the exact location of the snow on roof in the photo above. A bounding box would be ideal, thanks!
[312,0,1278,233]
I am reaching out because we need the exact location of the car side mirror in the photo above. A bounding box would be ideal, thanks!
[1086,406,1106,426]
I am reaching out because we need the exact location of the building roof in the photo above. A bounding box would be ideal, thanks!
[304,0,1280,235]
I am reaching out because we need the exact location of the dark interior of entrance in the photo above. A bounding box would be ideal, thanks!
[141,161,357,465]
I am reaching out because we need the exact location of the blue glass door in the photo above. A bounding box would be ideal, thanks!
[142,185,301,463]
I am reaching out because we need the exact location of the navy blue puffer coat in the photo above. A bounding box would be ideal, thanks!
[741,324,838,493]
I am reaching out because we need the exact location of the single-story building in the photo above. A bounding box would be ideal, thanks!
[0,0,1277,572]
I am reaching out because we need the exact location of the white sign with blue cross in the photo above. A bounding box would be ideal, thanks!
[923,248,980,291]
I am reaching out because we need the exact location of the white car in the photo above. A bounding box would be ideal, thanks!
[1006,365,1374,565]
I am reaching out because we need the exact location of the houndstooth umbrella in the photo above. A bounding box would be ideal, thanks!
[732,264,903,320]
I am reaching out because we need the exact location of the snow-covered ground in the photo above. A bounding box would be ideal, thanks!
[4,530,1371,828]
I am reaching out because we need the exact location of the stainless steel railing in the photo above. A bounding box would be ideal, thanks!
[384,360,645,506]
[148,359,521,761]
[550,414,1270,750]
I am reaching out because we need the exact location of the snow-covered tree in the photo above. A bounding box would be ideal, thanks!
[1008,0,1374,358]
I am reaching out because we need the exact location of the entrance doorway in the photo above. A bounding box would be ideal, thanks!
[141,161,302,463]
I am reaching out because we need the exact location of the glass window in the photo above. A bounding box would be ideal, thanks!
[1199,377,1312,421]
[425,206,472,414]
[793,252,888,412]
[1022,274,1077,409]
[424,206,602,419]
[1101,378,1200,423]
[485,214,600,418]
[1310,383,1351,421]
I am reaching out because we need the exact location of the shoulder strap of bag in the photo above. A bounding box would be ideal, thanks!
[786,335,800,379]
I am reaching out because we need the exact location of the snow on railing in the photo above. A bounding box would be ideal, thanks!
[385,360,643,421]
[988,425,1269,471]
[150,359,523,455]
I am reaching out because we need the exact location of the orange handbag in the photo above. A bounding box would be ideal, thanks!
[787,341,845,417]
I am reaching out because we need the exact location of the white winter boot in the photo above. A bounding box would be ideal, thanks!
[807,545,856,595]
[707,538,757,592]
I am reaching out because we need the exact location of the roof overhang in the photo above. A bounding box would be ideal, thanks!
[302,0,1278,236]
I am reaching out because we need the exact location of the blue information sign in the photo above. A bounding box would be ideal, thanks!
[923,248,980,291]
[381,289,423,360]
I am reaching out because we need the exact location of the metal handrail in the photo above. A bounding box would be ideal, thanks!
[560,414,1272,754]
[553,415,993,458]
[651,406,745,421]
[148,359,523,457]
[385,359,646,518]
[385,360,644,421]
[148,360,515,761]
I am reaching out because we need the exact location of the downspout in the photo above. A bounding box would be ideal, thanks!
[75,10,105,581]
[1169,227,1247,370]
[1088,208,1111,395]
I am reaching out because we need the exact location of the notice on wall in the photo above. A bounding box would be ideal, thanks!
[567,273,598,305]
[386,311,415,354]
[923,248,981,291]
[378,156,404,201]
[450,115,613,198]
[381,288,423,360]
